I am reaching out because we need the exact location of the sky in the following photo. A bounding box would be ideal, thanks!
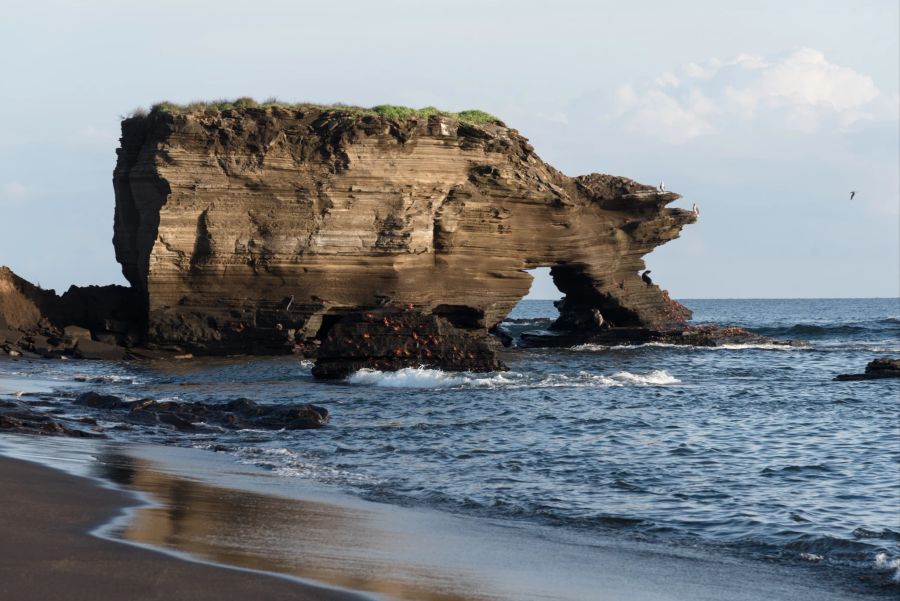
[0,0,897,299]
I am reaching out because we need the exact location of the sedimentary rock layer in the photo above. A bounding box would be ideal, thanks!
[113,106,696,359]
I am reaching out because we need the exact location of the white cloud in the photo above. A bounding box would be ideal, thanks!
[655,71,680,88]
[607,48,890,143]
[683,53,767,80]
[613,85,714,144]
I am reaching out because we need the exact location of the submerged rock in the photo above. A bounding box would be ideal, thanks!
[0,399,105,438]
[520,323,789,349]
[74,391,329,430]
[834,358,900,381]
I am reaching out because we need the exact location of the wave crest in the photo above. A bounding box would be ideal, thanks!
[874,552,900,583]
[347,367,520,389]
[345,367,679,389]
[610,370,681,385]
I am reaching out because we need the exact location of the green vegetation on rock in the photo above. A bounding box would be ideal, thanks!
[140,98,502,125]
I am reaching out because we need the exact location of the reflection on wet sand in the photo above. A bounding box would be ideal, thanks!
[92,450,498,601]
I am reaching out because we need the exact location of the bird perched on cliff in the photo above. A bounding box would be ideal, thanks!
[692,203,700,217]
[641,270,654,286]
[849,190,857,200]
[658,181,666,192]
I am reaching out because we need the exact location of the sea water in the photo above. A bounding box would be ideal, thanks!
[2,298,898,591]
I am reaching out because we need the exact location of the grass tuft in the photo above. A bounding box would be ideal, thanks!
[138,98,502,125]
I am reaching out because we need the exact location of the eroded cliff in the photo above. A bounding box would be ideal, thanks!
[113,104,696,371]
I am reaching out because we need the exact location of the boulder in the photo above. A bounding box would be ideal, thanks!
[312,308,505,379]
[835,358,900,381]
[63,325,92,341]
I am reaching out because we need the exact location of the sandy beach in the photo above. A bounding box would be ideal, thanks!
[0,454,365,601]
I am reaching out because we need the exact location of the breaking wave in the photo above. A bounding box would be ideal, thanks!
[345,367,679,389]
[346,367,521,389]
[874,552,900,583]
[610,370,680,385]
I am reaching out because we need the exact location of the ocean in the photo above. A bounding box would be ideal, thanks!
[1,298,898,597]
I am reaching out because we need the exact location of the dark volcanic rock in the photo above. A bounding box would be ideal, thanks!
[834,358,900,381]
[520,323,787,349]
[0,400,105,438]
[74,391,132,409]
[74,391,329,430]
[312,308,505,379]
[0,266,139,359]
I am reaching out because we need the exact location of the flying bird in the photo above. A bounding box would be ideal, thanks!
[849,190,856,200]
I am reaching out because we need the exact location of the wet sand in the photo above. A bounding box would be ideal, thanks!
[0,455,366,601]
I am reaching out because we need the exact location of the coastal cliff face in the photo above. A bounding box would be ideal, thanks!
[113,106,695,368]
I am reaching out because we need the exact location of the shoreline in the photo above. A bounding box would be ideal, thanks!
[0,453,367,601]
[0,433,891,601]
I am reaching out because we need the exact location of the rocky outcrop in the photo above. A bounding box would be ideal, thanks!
[312,306,504,379]
[0,391,328,438]
[834,358,900,381]
[74,392,329,430]
[0,266,138,359]
[112,105,696,372]
[518,323,796,348]
[0,399,105,437]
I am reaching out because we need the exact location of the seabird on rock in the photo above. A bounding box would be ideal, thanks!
[641,270,653,286]
[849,190,856,200]
[658,181,666,192]
[692,203,700,216]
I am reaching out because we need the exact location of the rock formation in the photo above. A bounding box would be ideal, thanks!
[0,266,138,359]
[834,358,900,381]
[74,392,329,430]
[111,104,696,373]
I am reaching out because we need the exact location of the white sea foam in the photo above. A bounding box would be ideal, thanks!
[572,342,680,351]
[715,343,801,350]
[347,367,520,389]
[230,445,376,483]
[73,373,137,384]
[531,372,618,388]
[346,367,679,389]
[875,552,900,582]
[610,370,681,385]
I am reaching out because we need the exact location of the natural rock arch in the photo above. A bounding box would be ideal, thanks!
[111,105,696,369]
